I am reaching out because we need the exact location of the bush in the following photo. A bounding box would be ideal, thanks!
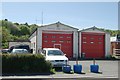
[105,54,113,59]
[2,54,52,74]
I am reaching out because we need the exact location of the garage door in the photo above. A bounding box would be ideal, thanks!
[42,31,73,59]
[81,32,105,58]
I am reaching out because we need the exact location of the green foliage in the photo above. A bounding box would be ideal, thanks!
[2,27,10,48]
[0,19,119,48]
[29,24,38,33]
[0,27,2,46]
[99,28,119,36]
[2,54,53,74]
[105,54,115,59]
[1,19,39,48]
[19,25,30,35]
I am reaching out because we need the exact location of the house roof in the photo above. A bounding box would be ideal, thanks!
[38,21,79,30]
[9,39,30,42]
[79,26,110,34]
[29,28,37,37]
[29,21,79,37]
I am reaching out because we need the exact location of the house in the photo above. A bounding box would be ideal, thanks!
[9,40,30,49]
[111,34,120,56]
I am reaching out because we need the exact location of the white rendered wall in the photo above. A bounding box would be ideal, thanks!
[29,31,36,54]
[105,33,111,56]
[9,42,30,48]
[73,31,78,58]
[37,28,42,53]
[79,32,82,58]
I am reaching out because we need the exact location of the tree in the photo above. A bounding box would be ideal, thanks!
[24,22,29,27]
[14,22,19,26]
[1,20,19,35]
[19,25,30,35]
[0,27,2,48]
[30,24,39,33]
[4,19,8,21]
[2,27,11,48]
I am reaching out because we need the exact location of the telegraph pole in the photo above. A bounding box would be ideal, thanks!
[35,11,43,26]
[41,11,43,26]
[35,18,40,25]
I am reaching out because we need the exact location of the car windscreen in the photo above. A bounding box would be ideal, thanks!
[12,49,28,53]
[48,50,64,56]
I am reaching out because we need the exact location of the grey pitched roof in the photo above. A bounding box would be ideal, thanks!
[79,26,110,34]
[29,22,79,38]
[38,21,79,30]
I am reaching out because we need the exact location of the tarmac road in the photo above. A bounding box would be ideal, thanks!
[68,60,119,77]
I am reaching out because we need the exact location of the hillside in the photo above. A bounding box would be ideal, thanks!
[1,19,39,48]
[0,19,119,48]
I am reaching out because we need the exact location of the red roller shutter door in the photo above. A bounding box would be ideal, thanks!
[81,32,105,58]
[42,31,73,59]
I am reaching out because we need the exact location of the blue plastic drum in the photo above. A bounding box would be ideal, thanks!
[62,65,71,73]
[73,65,82,73]
[90,65,99,73]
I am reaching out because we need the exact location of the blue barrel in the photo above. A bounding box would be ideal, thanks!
[73,65,82,73]
[90,65,99,73]
[62,65,71,73]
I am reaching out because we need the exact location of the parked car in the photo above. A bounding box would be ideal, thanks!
[9,45,33,53]
[11,49,29,54]
[2,49,9,54]
[41,48,68,67]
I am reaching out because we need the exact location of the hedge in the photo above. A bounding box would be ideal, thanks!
[2,54,52,74]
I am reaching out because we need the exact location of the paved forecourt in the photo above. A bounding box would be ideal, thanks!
[1,60,119,80]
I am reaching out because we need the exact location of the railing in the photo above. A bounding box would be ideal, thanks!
[113,48,120,59]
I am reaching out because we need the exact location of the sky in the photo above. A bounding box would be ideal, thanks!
[1,2,119,30]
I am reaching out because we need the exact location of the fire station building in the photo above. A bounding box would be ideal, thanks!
[29,22,110,59]
[79,27,110,58]
[29,22,79,59]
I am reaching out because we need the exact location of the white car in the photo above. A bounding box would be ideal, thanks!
[11,49,29,54]
[41,48,68,67]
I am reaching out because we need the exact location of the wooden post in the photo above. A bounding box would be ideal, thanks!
[93,58,95,65]
[76,54,78,65]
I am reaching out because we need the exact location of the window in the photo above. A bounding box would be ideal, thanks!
[44,36,48,38]
[59,40,64,43]
[90,38,94,40]
[52,40,56,43]
[91,42,94,44]
[44,40,47,42]
[60,36,63,38]
[52,36,56,38]
[83,37,86,39]
[34,43,35,48]
[48,50,64,56]
[67,36,71,38]
[99,42,102,44]
[67,41,71,43]
[83,42,87,44]
[32,43,34,48]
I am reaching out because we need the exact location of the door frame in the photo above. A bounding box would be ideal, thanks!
[54,44,61,50]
